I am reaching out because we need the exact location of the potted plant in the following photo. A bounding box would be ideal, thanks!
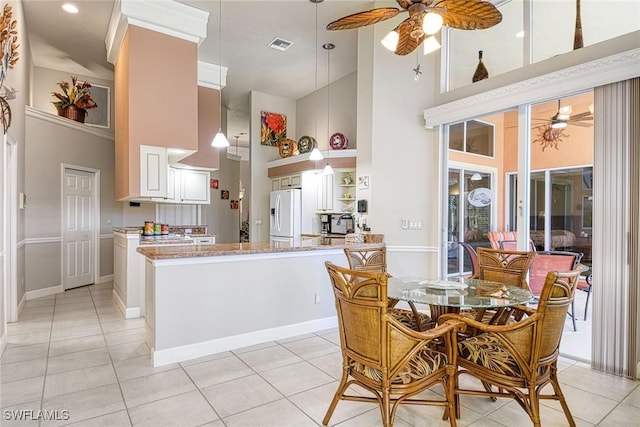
[51,75,98,123]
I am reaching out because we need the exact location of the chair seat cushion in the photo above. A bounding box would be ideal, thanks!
[350,347,446,384]
[389,308,434,331]
[458,333,523,377]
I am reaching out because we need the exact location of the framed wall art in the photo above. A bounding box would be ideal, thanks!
[221,190,229,200]
[260,111,287,146]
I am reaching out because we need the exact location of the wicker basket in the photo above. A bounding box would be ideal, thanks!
[57,105,86,123]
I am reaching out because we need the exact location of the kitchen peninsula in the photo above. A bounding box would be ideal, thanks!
[138,238,381,366]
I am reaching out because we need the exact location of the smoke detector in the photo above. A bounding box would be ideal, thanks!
[268,37,294,51]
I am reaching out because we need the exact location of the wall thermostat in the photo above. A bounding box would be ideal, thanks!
[357,199,367,213]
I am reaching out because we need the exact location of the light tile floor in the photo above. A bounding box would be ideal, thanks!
[1,282,638,426]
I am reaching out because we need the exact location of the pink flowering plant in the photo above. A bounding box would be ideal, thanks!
[51,76,98,111]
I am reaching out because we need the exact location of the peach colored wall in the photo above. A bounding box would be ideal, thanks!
[114,26,199,200]
[181,86,220,169]
[128,26,198,152]
[115,29,132,200]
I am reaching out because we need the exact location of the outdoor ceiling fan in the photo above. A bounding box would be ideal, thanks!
[534,100,594,129]
[326,0,503,56]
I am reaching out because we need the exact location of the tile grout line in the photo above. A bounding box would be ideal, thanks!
[89,283,136,427]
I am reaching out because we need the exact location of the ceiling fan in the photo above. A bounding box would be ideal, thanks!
[534,100,594,129]
[326,0,503,56]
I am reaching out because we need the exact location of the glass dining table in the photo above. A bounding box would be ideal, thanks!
[388,276,534,323]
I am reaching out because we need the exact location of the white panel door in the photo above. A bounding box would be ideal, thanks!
[63,168,95,289]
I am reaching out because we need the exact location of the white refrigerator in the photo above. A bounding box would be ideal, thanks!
[270,189,302,246]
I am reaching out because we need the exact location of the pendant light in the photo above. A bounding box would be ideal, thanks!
[308,0,323,162]
[322,42,334,175]
[211,0,229,148]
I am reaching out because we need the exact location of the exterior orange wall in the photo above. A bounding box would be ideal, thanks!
[115,25,199,200]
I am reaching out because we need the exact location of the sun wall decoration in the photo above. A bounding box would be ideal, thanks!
[534,124,569,151]
[260,111,287,146]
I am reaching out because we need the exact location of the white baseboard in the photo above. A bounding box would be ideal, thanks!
[112,289,140,319]
[152,316,338,367]
[0,330,6,357]
[97,275,114,284]
[26,285,64,300]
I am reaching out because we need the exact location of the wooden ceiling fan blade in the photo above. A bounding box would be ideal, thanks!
[395,18,425,56]
[433,0,503,30]
[568,121,593,127]
[569,111,593,120]
[326,8,400,31]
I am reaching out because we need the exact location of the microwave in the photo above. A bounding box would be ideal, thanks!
[330,214,354,235]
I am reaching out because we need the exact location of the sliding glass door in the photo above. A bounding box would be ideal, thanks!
[447,168,494,277]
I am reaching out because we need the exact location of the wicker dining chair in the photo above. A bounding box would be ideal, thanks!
[323,262,466,427]
[344,246,434,331]
[440,266,583,427]
[465,247,535,325]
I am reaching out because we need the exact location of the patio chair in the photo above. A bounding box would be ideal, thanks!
[458,242,479,277]
[441,266,583,427]
[344,246,434,331]
[323,262,466,427]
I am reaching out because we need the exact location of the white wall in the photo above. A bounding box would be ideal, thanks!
[296,72,357,151]
[249,91,296,243]
[357,18,441,278]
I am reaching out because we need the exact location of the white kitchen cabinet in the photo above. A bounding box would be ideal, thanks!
[169,167,210,204]
[140,145,168,198]
[272,173,302,191]
[317,173,334,211]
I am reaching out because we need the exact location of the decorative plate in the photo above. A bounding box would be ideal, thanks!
[329,132,348,150]
[468,188,493,207]
[297,135,316,154]
[277,138,298,158]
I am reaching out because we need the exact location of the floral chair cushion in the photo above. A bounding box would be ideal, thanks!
[458,333,523,377]
[350,348,446,384]
[389,308,434,331]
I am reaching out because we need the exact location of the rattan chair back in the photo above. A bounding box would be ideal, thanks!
[476,247,535,290]
[343,245,387,273]
[323,262,464,427]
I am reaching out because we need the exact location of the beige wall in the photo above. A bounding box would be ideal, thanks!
[24,113,120,292]
[181,86,220,169]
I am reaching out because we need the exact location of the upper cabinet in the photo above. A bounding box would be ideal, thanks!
[140,145,169,198]
[139,145,210,204]
[176,168,210,204]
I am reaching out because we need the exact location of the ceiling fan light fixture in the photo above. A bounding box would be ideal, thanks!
[423,36,440,54]
[422,12,443,35]
[309,147,323,161]
[381,30,399,51]
[551,119,567,129]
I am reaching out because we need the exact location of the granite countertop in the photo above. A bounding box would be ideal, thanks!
[137,240,382,260]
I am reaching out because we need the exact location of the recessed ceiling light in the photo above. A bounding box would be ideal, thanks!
[268,37,294,52]
[62,3,79,14]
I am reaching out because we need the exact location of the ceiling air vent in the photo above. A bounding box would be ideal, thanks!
[268,37,294,52]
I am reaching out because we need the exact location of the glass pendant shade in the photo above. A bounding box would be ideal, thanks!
[381,30,399,51]
[211,129,230,147]
[423,36,441,54]
[422,13,443,35]
[322,163,334,175]
[309,147,323,160]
